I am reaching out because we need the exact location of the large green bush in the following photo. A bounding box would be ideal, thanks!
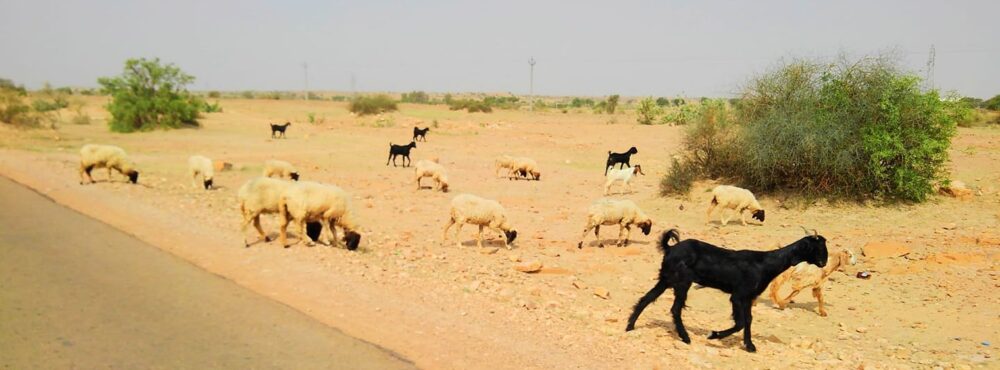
[349,95,398,116]
[663,56,957,202]
[984,94,1000,111]
[98,58,203,132]
[636,97,662,125]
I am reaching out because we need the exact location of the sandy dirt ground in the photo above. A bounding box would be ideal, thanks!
[0,176,413,369]
[0,97,997,369]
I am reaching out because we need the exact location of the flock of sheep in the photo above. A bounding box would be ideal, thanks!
[75,124,855,353]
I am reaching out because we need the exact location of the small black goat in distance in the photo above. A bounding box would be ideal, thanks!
[387,141,417,167]
[605,146,638,175]
[625,228,828,353]
[413,126,430,142]
[270,122,292,138]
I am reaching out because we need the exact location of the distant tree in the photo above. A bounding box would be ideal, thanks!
[98,58,203,132]
[0,78,26,95]
[605,94,620,114]
[655,97,670,106]
[672,98,685,106]
[984,94,1000,111]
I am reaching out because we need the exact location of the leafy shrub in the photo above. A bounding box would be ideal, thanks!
[207,91,221,98]
[636,97,662,125]
[0,78,26,94]
[70,101,92,125]
[959,96,983,108]
[401,91,430,104]
[666,55,957,202]
[330,95,348,102]
[571,97,594,108]
[202,100,223,113]
[241,91,255,99]
[349,94,398,116]
[984,94,1000,111]
[661,104,700,125]
[449,99,493,113]
[307,92,323,100]
[483,95,519,110]
[655,97,670,106]
[98,58,202,132]
[0,89,39,126]
[660,157,699,195]
[604,94,620,114]
[672,98,685,106]
[31,96,69,112]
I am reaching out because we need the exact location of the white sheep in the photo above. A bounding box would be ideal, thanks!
[188,155,215,189]
[578,198,653,248]
[706,185,765,226]
[414,159,449,192]
[495,155,517,178]
[262,159,300,181]
[768,248,857,316]
[78,144,139,184]
[278,181,361,250]
[511,156,541,181]
[604,164,645,195]
[443,194,518,249]
[237,177,294,246]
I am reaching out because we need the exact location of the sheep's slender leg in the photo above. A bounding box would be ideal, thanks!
[720,210,732,226]
[442,218,455,242]
[278,214,290,247]
[670,282,693,344]
[327,219,339,247]
[475,225,484,248]
[107,168,113,182]
[741,300,756,352]
[296,220,310,247]
[454,223,465,248]
[813,287,827,317]
[781,288,803,307]
[594,225,603,248]
[708,297,746,340]
[490,226,510,250]
[740,209,748,226]
[625,279,670,332]
[705,203,717,223]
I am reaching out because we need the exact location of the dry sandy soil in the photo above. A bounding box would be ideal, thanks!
[1,97,997,369]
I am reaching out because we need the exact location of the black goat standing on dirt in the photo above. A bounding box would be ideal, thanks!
[605,146,638,175]
[625,228,828,352]
[270,122,292,138]
[387,141,417,167]
[413,126,430,142]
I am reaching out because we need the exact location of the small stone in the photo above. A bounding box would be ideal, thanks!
[572,280,587,290]
[514,261,543,273]
[508,254,521,262]
[943,223,957,230]
[593,287,610,299]
[480,247,500,255]
[856,327,868,334]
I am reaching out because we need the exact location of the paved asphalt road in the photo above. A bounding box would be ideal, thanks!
[0,176,414,369]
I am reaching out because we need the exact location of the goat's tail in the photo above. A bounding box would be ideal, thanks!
[607,150,612,155]
[658,229,681,253]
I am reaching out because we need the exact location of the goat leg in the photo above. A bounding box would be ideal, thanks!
[625,280,670,332]
[742,302,756,352]
[670,283,692,343]
[708,297,746,340]
[813,287,827,317]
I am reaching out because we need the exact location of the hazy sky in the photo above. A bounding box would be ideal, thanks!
[1,0,998,97]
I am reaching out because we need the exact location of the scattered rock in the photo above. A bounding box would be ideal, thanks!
[572,280,587,290]
[862,241,911,258]
[943,223,958,230]
[508,254,521,263]
[856,327,868,334]
[940,181,972,198]
[593,287,610,299]
[515,261,543,273]
[480,247,500,255]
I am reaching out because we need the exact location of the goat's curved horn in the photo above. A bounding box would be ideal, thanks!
[799,226,810,235]
[812,229,819,237]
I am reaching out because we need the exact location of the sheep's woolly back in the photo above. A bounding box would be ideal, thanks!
[711,185,763,211]
[512,157,540,179]
[449,193,510,228]
[415,159,449,189]
[279,181,358,231]
[263,159,297,179]
[80,144,136,173]
[238,177,294,215]
[586,198,650,225]
[495,155,517,172]
[188,155,214,180]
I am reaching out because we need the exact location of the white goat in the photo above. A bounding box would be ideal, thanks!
[604,164,645,195]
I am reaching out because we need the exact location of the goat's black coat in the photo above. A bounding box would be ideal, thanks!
[412,126,430,142]
[605,147,638,175]
[625,229,828,352]
[270,122,291,138]
[387,141,417,167]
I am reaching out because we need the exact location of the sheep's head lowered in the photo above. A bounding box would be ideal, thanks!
[290,172,300,181]
[126,170,140,184]
[751,209,765,222]
[504,229,518,245]
[203,178,213,189]
[637,220,653,235]
[344,231,361,251]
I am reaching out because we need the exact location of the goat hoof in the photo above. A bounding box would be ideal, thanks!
[264,236,272,242]
[625,324,634,332]
[708,331,721,339]
[577,242,583,249]
[744,343,757,353]
[680,337,691,344]
[283,244,291,249]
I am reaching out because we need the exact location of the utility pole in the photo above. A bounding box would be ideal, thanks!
[528,57,536,110]
[302,62,309,100]
[925,45,936,89]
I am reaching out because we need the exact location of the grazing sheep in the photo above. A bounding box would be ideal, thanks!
[604,164,645,195]
[237,177,294,246]
[188,155,215,190]
[625,229,829,352]
[495,155,517,178]
[510,157,541,181]
[414,159,449,192]
[387,141,417,167]
[577,198,652,248]
[270,122,291,138]
[768,248,856,317]
[412,126,430,142]
[605,147,638,175]
[262,159,300,181]
[706,185,765,226]
[78,144,139,184]
[443,194,517,249]
[278,181,361,250]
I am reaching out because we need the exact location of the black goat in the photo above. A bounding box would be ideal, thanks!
[386,141,417,167]
[270,122,292,138]
[626,229,828,352]
[605,146,638,175]
[413,126,430,142]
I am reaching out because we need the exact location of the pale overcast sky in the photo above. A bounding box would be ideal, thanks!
[1,0,997,97]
